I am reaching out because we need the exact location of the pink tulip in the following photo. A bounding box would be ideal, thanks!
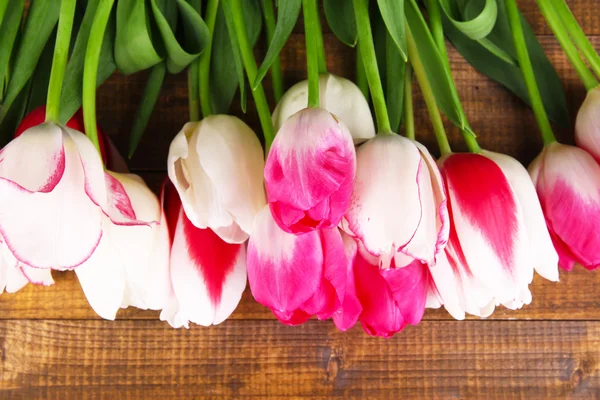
[272,74,376,144]
[74,172,171,320]
[529,142,600,271]
[344,134,448,267]
[264,107,356,234]
[168,116,266,244]
[431,153,535,319]
[247,206,357,327]
[159,181,247,328]
[575,87,600,162]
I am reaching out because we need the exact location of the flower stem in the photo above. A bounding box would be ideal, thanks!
[507,0,556,145]
[261,0,284,102]
[188,62,200,122]
[83,0,114,159]
[45,0,77,123]
[229,0,275,151]
[551,0,600,81]
[537,0,598,91]
[403,63,415,139]
[356,44,370,102]
[353,0,391,134]
[199,0,219,118]
[407,27,451,156]
[303,0,320,108]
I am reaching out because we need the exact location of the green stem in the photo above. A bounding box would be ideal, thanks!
[83,0,114,158]
[537,0,598,91]
[261,0,284,102]
[508,0,556,145]
[403,63,414,139]
[45,0,77,123]
[407,27,451,156]
[314,3,327,73]
[229,0,275,151]
[188,62,200,122]
[356,44,369,101]
[303,0,320,108]
[551,0,600,81]
[353,0,391,134]
[199,0,219,117]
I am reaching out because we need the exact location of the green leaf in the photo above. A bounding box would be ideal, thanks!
[439,0,497,40]
[405,0,470,133]
[60,0,117,122]
[0,1,8,27]
[129,62,166,158]
[150,0,210,74]
[114,0,162,75]
[253,0,301,89]
[377,0,407,61]
[386,32,405,132]
[1,0,60,112]
[244,0,263,46]
[443,0,569,127]
[0,0,24,102]
[0,78,30,146]
[26,29,56,114]
[323,0,357,47]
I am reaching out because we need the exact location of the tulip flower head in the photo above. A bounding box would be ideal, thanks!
[529,142,600,271]
[575,87,600,162]
[272,73,376,144]
[344,134,448,267]
[265,107,356,234]
[160,181,247,328]
[168,115,266,244]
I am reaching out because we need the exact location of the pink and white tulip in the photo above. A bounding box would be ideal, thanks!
[168,115,266,243]
[265,107,356,234]
[74,172,171,320]
[575,87,600,162]
[343,134,449,267]
[272,73,376,144]
[160,181,247,328]
[432,152,545,319]
[247,206,357,327]
[529,143,600,271]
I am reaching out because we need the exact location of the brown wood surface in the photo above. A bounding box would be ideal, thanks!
[2,2,600,399]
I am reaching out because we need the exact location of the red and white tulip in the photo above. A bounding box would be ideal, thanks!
[160,181,247,328]
[265,107,356,234]
[272,73,376,144]
[575,87,600,162]
[167,115,266,244]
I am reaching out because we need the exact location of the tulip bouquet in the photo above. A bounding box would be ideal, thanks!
[0,0,597,338]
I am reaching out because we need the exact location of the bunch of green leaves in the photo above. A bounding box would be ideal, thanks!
[435,0,569,127]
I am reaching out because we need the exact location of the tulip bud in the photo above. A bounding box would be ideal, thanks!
[575,87,600,162]
[265,107,356,234]
[272,74,376,144]
[167,115,266,244]
[529,142,600,271]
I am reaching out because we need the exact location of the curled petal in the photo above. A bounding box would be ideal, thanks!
[381,260,428,326]
[332,232,362,331]
[19,264,54,286]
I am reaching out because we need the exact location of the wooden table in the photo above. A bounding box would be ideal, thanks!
[1,1,600,398]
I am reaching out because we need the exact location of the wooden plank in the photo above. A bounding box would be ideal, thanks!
[99,37,598,171]
[0,252,598,321]
[0,320,599,399]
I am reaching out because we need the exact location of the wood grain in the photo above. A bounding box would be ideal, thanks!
[1,320,599,399]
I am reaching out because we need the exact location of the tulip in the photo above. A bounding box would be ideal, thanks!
[432,153,535,319]
[529,142,600,271]
[352,241,439,337]
[159,181,247,328]
[343,134,449,267]
[272,73,376,144]
[247,206,353,326]
[265,107,356,234]
[575,87,600,162]
[74,172,171,320]
[167,115,266,243]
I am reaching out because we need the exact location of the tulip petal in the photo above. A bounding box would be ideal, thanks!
[265,107,356,233]
[0,125,103,269]
[0,245,28,294]
[19,264,54,286]
[170,207,246,326]
[346,135,423,258]
[381,260,428,325]
[332,233,362,331]
[272,308,312,326]
[483,150,558,282]
[247,206,323,312]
